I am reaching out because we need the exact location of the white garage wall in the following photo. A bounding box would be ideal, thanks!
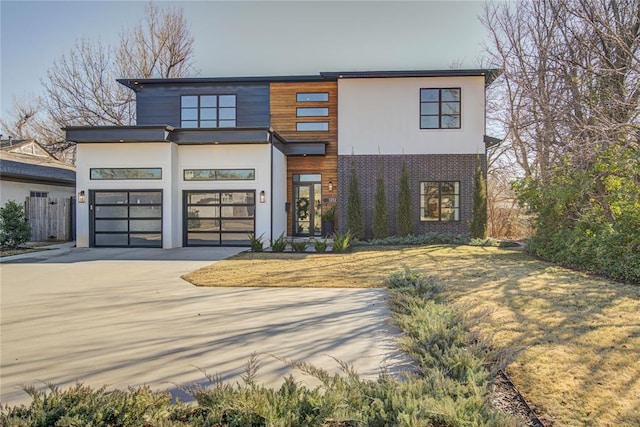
[178,144,273,244]
[271,146,287,239]
[75,142,172,248]
[77,142,280,248]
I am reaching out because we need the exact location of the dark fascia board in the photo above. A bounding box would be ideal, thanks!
[321,69,503,86]
[116,68,503,90]
[170,127,272,145]
[118,75,335,91]
[66,126,174,143]
[64,125,291,150]
[285,142,327,156]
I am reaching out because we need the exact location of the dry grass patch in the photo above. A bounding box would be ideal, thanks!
[185,245,640,426]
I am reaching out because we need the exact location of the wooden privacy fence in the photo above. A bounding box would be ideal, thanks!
[25,197,75,242]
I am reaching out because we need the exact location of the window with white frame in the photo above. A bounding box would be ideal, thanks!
[420,181,460,221]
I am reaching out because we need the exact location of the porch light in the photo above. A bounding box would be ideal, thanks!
[328,180,334,191]
[259,191,266,203]
[78,191,86,203]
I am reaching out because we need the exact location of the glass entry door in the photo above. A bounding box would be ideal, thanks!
[293,174,321,236]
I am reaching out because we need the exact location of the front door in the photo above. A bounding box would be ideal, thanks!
[293,175,321,236]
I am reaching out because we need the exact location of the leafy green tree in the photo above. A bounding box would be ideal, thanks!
[373,160,389,238]
[346,161,365,239]
[397,161,414,236]
[0,201,32,249]
[470,155,487,239]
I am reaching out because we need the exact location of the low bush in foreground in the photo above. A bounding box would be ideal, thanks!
[1,270,516,426]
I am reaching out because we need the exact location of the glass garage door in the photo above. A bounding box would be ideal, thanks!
[184,191,255,246]
[91,190,162,247]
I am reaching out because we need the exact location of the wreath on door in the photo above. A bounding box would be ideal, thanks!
[297,197,310,221]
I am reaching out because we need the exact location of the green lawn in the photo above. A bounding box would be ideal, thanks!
[184,245,640,426]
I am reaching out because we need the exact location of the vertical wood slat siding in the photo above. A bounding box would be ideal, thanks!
[25,197,71,241]
[270,82,339,235]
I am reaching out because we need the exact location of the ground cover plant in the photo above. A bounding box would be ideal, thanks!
[1,268,518,426]
[184,245,640,425]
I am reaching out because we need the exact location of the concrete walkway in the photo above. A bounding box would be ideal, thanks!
[0,245,404,407]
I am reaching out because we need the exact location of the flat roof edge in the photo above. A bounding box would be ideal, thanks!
[116,68,502,89]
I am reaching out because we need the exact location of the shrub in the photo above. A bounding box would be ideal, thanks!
[346,161,365,239]
[0,200,32,249]
[291,240,307,253]
[313,239,328,252]
[373,160,389,239]
[270,234,287,252]
[248,233,264,252]
[470,154,487,239]
[397,161,414,236]
[332,231,352,253]
[321,205,336,222]
[355,232,470,247]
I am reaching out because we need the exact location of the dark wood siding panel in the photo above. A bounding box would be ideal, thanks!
[270,82,338,235]
[136,84,270,127]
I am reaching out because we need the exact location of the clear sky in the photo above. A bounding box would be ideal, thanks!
[0,0,489,120]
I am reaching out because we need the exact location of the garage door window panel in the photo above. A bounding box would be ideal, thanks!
[92,190,162,247]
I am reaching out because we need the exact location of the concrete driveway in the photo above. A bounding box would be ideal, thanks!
[0,246,404,407]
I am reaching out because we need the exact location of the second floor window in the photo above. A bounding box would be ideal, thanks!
[420,88,461,129]
[181,95,237,128]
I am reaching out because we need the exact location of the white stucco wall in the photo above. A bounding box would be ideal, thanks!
[338,76,486,155]
[1,181,75,207]
[177,144,274,244]
[75,142,172,248]
[271,146,287,239]
[77,141,286,248]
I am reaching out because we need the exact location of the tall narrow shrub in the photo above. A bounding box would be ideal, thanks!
[346,161,365,239]
[373,160,389,238]
[470,155,487,239]
[397,161,414,236]
[0,201,32,249]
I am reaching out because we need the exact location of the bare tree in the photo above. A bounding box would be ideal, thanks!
[483,0,639,224]
[5,1,195,158]
[117,2,194,79]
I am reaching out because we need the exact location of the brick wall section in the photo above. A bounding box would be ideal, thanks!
[337,154,486,238]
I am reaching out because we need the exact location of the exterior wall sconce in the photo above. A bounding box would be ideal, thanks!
[328,180,334,191]
[78,191,86,203]
[259,190,266,203]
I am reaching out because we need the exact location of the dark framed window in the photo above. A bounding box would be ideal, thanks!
[296,93,329,102]
[297,122,329,131]
[30,191,48,198]
[296,107,329,117]
[90,168,162,180]
[420,181,460,221]
[181,95,237,128]
[420,88,461,129]
[183,169,255,181]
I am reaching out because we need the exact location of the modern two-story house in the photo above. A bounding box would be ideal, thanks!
[66,69,499,248]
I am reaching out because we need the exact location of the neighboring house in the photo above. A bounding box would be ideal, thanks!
[0,139,76,206]
[66,69,499,248]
